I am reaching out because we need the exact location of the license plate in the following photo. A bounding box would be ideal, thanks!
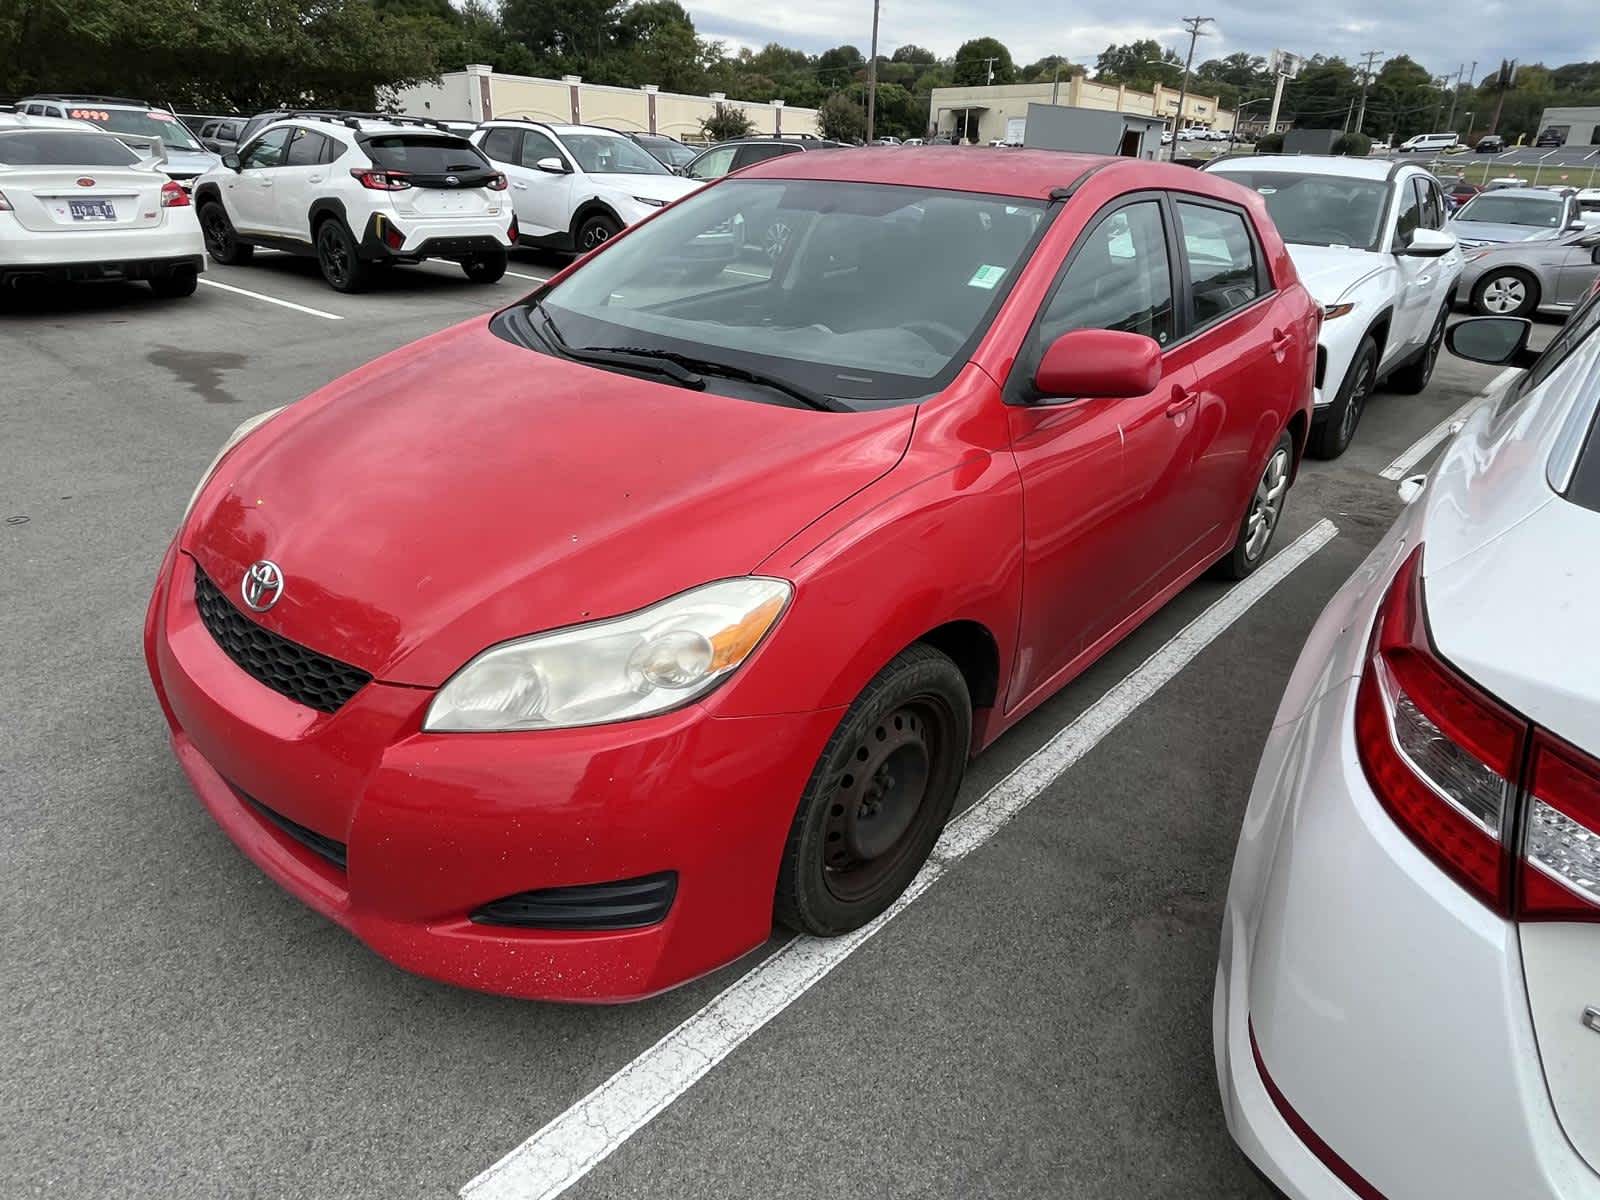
[69,199,116,221]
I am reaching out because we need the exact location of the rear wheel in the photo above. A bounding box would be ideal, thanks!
[1214,432,1294,579]
[1309,336,1377,460]
[461,251,507,284]
[314,219,371,293]
[148,266,198,299]
[1387,304,1448,394]
[575,213,620,254]
[199,202,252,265]
[775,645,970,936]
[1472,268,1539,317]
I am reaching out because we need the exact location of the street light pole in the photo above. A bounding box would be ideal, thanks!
[864,0,881,143]
[1169,15,1213,160]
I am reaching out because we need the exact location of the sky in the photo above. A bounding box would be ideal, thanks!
[686,0,1600,85]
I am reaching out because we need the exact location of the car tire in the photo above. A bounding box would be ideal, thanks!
[1309,335,1378,460]
[774,644,971,936]
[575,213,620,254]
[1213,431,1294,580]
[314,218,371,293]
[1472,268,1539,317]
[462,251,508,284]
[148,266,198,299]
[1386,304,1448,395]
[199,202,252,265]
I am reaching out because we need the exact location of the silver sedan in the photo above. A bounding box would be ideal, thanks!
[1458,225,1600,316]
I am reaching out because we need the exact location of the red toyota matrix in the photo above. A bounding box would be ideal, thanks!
[146,150,1317,1001]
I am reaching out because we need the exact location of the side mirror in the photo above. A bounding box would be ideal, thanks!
[1032,329,1163,401]
[1445,316,1539,368]
[534,156,568,174]
[1401,227,1456,257]
[221,152,241,171]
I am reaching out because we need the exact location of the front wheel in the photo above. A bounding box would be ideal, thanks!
[575,213,620,254]
[1386,304,1448,395]
[199,202,252,265]
[775,645,971,936]
[1472,268,1538,317]
[462,251,507,284]
[1309,336,1377,460]
[1214,432,1294,579]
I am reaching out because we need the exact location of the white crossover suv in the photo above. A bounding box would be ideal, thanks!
[471,120,700,253]
[192,113,515,292]
[1206,156,1465,458]
[0,113,203,297]
[1217,297,1600,1200]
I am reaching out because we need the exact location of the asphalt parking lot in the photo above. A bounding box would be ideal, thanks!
[2,253,1551,1200]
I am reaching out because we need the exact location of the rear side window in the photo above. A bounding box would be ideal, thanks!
[688,146,736,180]
[734,143,801,169]
[1175,202,1260,325]
[1037,201,1175,347]
[284,128,326,167]
[481,127,520,164]
[363,136,489,174]
[0,131,139,166]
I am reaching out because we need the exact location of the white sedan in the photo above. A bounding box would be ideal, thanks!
[0,113,203,296]
[1217,300,1600,1198]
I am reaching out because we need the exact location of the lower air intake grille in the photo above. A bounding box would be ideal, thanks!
[193,564,371,714]
[241,793,348,870]
[471,872,678,930]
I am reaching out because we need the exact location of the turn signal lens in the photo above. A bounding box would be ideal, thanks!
[1322,302,1355,320]
[1520,732,1600,921]
[487,172,508,191]
[160,180,189,208]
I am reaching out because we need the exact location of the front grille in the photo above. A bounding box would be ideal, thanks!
[192,564,371,714]
[471,872,678,930]
[240,791,348,870]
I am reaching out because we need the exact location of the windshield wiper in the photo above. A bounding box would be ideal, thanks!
[598,348,852,413]
[525,302,705,390]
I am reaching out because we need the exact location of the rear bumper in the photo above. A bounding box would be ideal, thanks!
[0,252,203,285]
[359,212,513,262]
[0,211,204,280]
[1217,559,1600,1197]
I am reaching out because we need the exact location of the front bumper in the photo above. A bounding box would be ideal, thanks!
[358,212,514,263]
[144,543,843,1002]
[1216,527,1600,1197]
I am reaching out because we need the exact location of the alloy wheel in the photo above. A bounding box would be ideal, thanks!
[317,227,349,287]
[1244,446,1292,562]
[1480,275,1527,314]
[1340,354,1375,446]
[202,209,232,258]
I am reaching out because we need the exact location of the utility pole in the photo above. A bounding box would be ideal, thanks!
[1051,58,1063,106]
[1445,60,1474,131]
[984,56,998,84]
[864,0,881,143]
[1342,98,1354,131]
[1354,49,1383,134]
[1169,16,1213,159]
[1488,59,1516,134]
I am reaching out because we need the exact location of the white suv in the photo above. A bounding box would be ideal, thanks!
[471,120,700,253]
[1205,156,1464,458]
[193,113,515,292]
[0,113,203,297]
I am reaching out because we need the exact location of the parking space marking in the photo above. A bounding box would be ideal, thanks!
[505,270,551,282]
[196,277,344,320]
[459,517,1340,1200]
[1378,365,1521,480]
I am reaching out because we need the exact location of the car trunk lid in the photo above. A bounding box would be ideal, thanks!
[363,134,500,220]
[2,166,165,233]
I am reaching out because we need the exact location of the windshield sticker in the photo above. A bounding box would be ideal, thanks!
[967,264,1008,289]
[147,110,174,121]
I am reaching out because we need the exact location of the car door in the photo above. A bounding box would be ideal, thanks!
[1415,175,1461,329]
[226,127,292,233]
[1005,196,1196,705]
[271,128,330,240]
[1388,176,1436,365]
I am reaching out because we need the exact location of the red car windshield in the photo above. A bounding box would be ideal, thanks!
[529,179,1050,406]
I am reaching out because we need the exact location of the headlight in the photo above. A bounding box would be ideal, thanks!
[632,195,668,208]
[424,577,792,731]
[182,406,286,521]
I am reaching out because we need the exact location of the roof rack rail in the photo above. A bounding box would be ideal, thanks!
[27,93,150,106]
[264,109,453,133]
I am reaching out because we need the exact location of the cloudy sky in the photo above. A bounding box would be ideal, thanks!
[687,0,1600,84]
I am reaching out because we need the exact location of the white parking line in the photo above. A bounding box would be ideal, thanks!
[458,517,1340,1200]
[1378,365,1521,480]
[505,270,551,282]
[197,277,343,321]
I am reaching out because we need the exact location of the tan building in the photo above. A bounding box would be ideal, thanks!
[395,65,818,141]
[929,77,1233,144]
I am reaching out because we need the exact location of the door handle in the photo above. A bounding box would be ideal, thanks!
[260,179,273,187]
[308,174,323,182]
[1165,386,1196,418]
[513,182,528,190]
[1270,326,1291,361]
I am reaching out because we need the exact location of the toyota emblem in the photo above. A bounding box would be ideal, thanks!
[241,560,285,612]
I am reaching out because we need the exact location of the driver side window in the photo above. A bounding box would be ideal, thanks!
[521,130,563,168]
[241,128,291,170]
[688,146,737,181]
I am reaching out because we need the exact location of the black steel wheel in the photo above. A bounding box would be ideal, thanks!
[315,219,370,293]
[1309,336,1377,460]
[775,644,970,935]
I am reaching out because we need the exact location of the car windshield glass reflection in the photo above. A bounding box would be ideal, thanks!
[82,109,203,152]
[1209,170,1389,250]
[560,134,668,175]
[1455,195,1564,227]
[530,179,1050,407]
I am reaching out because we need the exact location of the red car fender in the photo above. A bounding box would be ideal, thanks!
[706,369,1023,753]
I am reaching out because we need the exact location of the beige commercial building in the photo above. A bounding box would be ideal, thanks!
[929,77,1234,144]
[396,65,818,141]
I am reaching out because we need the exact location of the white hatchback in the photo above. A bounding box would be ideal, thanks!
[1218,300,1600,1198]
[0,113,203,296]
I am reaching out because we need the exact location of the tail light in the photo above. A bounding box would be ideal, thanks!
[487,172,508,191]
[507,216,518,244]
[0,190,11,212]
[350,169,411,191]
[1355,545,1600,921]
[381,220,405,251]
[160,181,190,208]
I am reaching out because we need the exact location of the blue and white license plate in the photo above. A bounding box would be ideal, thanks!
[68,199,116,221]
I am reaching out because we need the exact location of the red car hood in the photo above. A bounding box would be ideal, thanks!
[183,318,915,686]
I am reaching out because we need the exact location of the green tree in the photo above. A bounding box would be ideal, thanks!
[609,0,705,91]
[700,100,753,140]
[815,44,865,86]
[952,37,1014,86]
[1095,39,1181,90]
[817,91,865,141]
[890,44,936,65]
